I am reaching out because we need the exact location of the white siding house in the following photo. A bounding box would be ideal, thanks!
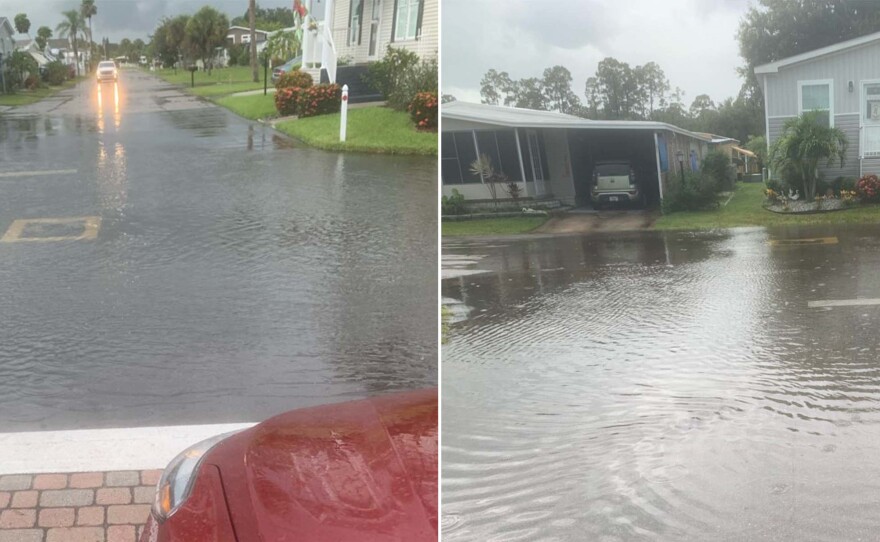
[756,31,880,179]
[300,0,437,83]
[0,17,15,58]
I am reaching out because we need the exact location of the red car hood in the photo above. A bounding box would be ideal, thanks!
[211,389,437,541]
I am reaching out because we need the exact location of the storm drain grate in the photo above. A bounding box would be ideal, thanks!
[768,237,838,246]
[1,217,102,243]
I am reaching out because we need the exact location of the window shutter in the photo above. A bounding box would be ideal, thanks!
[416,0,424,40]
[358,0,365,45]
[391,0,398,43]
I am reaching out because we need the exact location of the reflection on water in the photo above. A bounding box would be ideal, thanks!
[96,82,122,133]
[443,228,880,541]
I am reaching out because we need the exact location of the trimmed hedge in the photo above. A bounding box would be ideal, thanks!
[275,86,302,116]
[297,84,341,118]
[275,70,313,90]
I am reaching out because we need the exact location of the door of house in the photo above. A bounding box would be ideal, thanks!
[527,130,547,196]
[368,0,382,58]
[862,81,880,158]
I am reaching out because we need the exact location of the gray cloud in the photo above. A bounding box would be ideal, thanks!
[442,0,753,105]
[0,0,292,41]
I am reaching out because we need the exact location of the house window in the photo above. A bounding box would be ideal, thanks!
[241,34,251,44]
[442,130,522,185]
[863,83,880,157]
[394,0,422,41]
[349,0,364,46]
[441,132,480,185]
[798,80,833,127]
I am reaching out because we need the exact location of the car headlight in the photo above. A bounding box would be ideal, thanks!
[152,431,239,522]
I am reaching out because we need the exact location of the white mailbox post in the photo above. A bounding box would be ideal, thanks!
[340,84,349,142]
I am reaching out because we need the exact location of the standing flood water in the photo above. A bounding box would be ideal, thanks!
[0,72,436,431]
[442,227,880,541]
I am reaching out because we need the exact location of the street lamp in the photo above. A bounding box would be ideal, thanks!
[675,150,685,185]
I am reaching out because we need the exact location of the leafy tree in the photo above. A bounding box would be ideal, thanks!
[689,94,715,120]
[14,13,30,36]
[542,65,580,114]
[744,135,767,169]
[593,57,646,119]
[150,15,190,68]
[635,62,669,118]
[7,50,38,88]
[769,111,848,201]
[185,6,229,73]
[35,26,52,51]
[515,77,547,110]
[56,10,86,76]
[479,69,517,106]
[231,3,294,31]
[264,30,299,65]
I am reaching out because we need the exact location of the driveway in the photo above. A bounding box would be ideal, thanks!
[533,208,660,234]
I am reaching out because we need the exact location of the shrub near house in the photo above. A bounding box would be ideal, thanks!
[409,91,438,131]
[296,84,342,118]
[274,70,312,116]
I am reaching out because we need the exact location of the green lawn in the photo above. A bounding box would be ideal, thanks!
[151,66,265,97]
[0,79,79,107]
[442,216,549,237]
[214,93,277,120]
[274,107,437,155]
[654,182,880,230]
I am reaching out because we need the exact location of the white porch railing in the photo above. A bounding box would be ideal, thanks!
[321,24,338,83]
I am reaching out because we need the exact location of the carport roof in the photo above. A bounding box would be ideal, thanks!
[443,101,712,141]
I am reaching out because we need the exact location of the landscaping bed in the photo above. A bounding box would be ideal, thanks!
[763,199,851,214]
[654,183,880,230]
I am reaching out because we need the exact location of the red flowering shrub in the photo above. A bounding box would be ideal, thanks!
[274,70,313,90]
[296,84,341,118]
[408,91,438,131]
[274,86,303,116]
[24,75,40,91]
[856,174,880,203]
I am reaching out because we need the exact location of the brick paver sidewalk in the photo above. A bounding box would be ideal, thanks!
[0,470,161,542]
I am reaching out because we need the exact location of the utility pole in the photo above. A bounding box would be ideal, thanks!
[249,0,258,83]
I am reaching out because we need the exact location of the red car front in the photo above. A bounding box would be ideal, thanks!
[140,389,438,542]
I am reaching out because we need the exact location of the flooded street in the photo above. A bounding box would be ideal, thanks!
[442,227,880,541]
[0,70,436,432]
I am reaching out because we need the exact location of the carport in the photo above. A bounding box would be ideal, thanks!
[441,102,716,209]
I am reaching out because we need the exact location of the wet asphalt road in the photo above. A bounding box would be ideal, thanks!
[442,226,880,541]
[0,69,436,432]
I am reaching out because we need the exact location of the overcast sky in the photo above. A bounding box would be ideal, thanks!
[0,0,293,42]
[442,0,753,108]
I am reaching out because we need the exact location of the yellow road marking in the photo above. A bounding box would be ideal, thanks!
[1,217,101,243]
[0,169,77,179]
[768,237,838,246]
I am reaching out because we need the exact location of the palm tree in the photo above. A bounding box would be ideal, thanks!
[56,10,86,77]
[249,0,258,82]
[80,0,97,64]
[769,111,848,202]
